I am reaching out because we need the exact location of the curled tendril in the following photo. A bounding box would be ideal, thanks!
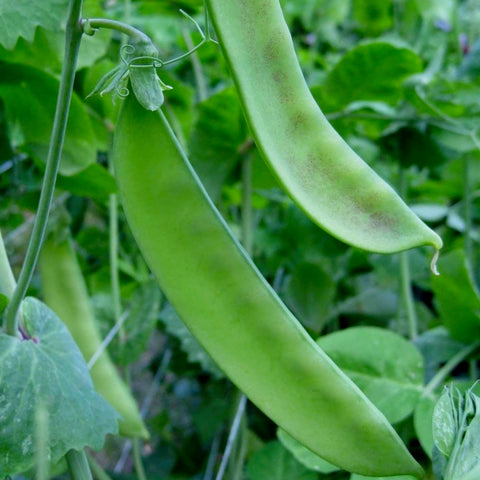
[116,85,130,98]
[120,43,136,64]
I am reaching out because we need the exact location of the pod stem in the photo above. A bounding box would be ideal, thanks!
[66,450,93,480]
[2,0,84,336]
[0,231,16,300]
[398,166,418,340]
[81,18,151,44]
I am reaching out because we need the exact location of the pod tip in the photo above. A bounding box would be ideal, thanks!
[430,249,440,276]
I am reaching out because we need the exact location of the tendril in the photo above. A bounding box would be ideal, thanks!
[116,85,130,98]
[120,43,136,64]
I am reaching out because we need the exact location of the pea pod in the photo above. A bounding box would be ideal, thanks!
[205,0,442,254]
[112,94,424,478]
[39,236,149,440]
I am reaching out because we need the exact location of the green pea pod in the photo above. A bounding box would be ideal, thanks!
[205,0,442,254]
[39,236,149,440]
[112,94,424,478]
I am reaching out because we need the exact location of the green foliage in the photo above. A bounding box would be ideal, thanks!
[1,0,480,477]
[0,298,118,476]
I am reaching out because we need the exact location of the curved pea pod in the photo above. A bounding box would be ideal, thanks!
[39,236,149,440]
[205,0,442,254]
[112,94,424,478]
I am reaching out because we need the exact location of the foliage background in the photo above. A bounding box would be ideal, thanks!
[1,0,480,478]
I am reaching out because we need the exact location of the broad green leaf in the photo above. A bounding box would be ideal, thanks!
[317,327,424,423]
[56,163,117,204]
[411,203,449,223]
[351,474,416,480]
[0,0,68,50]
[353,0,393,35]
[188,87,246,201]
[277,429,339,474]
[380,126,446,169]
[159,303,224,379]
[246,441,317,480]
[320,42,422,110]
[0,62,97,175]
[93,280,162,367]
[431,249,480,342]
[0,297,118,476]
[414,394,436,458]
[285,261,336,333]
[0,27,109,75]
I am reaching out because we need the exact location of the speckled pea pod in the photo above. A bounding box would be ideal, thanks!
[206,0,442,254]
[39,236,149,440]
[112,93,424,478]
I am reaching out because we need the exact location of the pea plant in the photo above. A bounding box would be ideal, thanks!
[1,0,480,479]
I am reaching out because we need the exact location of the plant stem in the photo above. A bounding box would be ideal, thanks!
[132,439,148,480]
[423,340,480,397]
[87,452,113,480]
[0,231,15,300]
[82,18,150,44]
[398,166,418,340]
[215,393,247,480]
[3,0,84,336]
[66,450,93,480]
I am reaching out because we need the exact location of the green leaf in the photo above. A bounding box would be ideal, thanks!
[320,41,422,110]
[317,326,424,423]
[0,0,68,50]
[353,0,393,36]
[159,303,224,378]
[0,297,118,476]
[431,249,480,342]
[277,429,339,474]
[56,163,117,204]
[246,441,317,480]
[188,87,246,201]
[93,281,162,367]
[284,261,336,333]
[414,394,437,458]
[0,62,97,175]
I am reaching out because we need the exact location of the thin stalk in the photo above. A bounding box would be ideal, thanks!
[82,18,150,44]
[398,166,418,340]
[132,440,148,480]
[423,340,480,397]
[87,453,113,480]
[215,394,247,480]
[0,231,15,300]
[66,450,93,480]
[34,404,49,480]
[3,0,84,335]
